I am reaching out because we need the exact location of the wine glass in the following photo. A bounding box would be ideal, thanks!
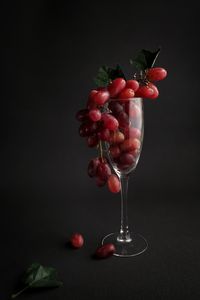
[102,97,148,257]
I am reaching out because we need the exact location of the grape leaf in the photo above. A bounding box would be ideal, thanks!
[94,64,126,87]
[130,48,161,71]
[11,263,63,298]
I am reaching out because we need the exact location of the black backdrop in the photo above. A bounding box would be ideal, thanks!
[1,1,200,299]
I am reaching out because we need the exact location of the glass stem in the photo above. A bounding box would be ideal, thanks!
[117,174,131,242]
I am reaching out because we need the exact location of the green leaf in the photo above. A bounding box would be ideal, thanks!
[11,263,63,298]
[94,64,126,87]
[130,48,161,71]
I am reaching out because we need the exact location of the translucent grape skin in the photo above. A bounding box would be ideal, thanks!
[118,88,135,99]
[88,158,101,177]
[109,145,121,158]
[126,80,139,91]
[147,83,159,99]
[107,174,121,193]
[98,128,111,142]
[110,131,125,144]
[97,162,112,180]
[87,135,99,147]
[89,109,102,122]
[70,233,84,249]
[120,138,141,152]
[108,101,123,116]
[135,85,154,98]
[76,109,89,122]
[146,67,167,82]
[93,90,110,105]
[108,78,126,98]
[95,243,116,258]
[102,113,119,131]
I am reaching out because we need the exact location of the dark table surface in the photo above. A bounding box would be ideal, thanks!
[1,0,200,299]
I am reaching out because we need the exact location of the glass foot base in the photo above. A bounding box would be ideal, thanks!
[102,232,148,257]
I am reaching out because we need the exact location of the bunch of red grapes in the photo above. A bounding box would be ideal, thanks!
[76,67,167,193]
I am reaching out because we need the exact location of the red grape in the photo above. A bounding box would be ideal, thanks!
[87,135,99,147]
[88,158,100,177]
[119,153,134,165]
[146,67,167,81]
[117,111,129,128]
[147,83,159,99]
[108,78,126,98]
[135,85,154,98]
[88,109,102,122]
[95,243,116,258]
[93,90,110,105]
[102,113,119,131]
[97,162,112,180]
[118,88,135,99]
[70,233,84,249]
[98,128,111,141]
[107,174,121,193]
[108,101,123,116]
[95,176,107,187]
[124,102,141,118]
[87,98,97,110]
[87,90,98,109]
[79,123,90,137]
[109,145,121,158]
[110,131,125,144]
[126,80,139,91]
[120,138,141,152]
[76,109,89,122]
[124,127,141,139]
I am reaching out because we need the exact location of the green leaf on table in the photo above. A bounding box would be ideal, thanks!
[130,48,161,71]
[94,64,126,87]
[11,262,63,298]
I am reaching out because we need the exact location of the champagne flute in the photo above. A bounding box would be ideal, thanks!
[102,97,148,257]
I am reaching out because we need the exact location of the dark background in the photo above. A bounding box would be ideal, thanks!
[1,0,200,299]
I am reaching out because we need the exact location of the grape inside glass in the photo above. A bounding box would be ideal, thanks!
[102,97,148,257]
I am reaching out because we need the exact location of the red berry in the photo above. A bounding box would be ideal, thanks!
[102,114,119,131]
[87,99,97,110]
[88,158,100,177]
[110,131,125,144]
[124,127,141,139]
[108,101,123,116]
[107,174,121,193]
[124,102,141,118]
[95,176,107,187]
[118,88,135,100]
[79,123,90,137]
[109,145,121,158]
[126,80,139,91]
[97,162,112,180]
[147,83,159,99]
[87,135,99,147]
[108,78,126,98]
[87,90,98,109]
[120,138,141,152]
[117,111,129,128]
[76,109,89,122]
[88,89,98,100]
[93,90,110,105]
[135,85,154,98]
[98,128,111,141]
[88,109,102,122]
[95,243,116,258]
[70,233,84,249]
[119,153,134,165]
[146,67,167,82]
